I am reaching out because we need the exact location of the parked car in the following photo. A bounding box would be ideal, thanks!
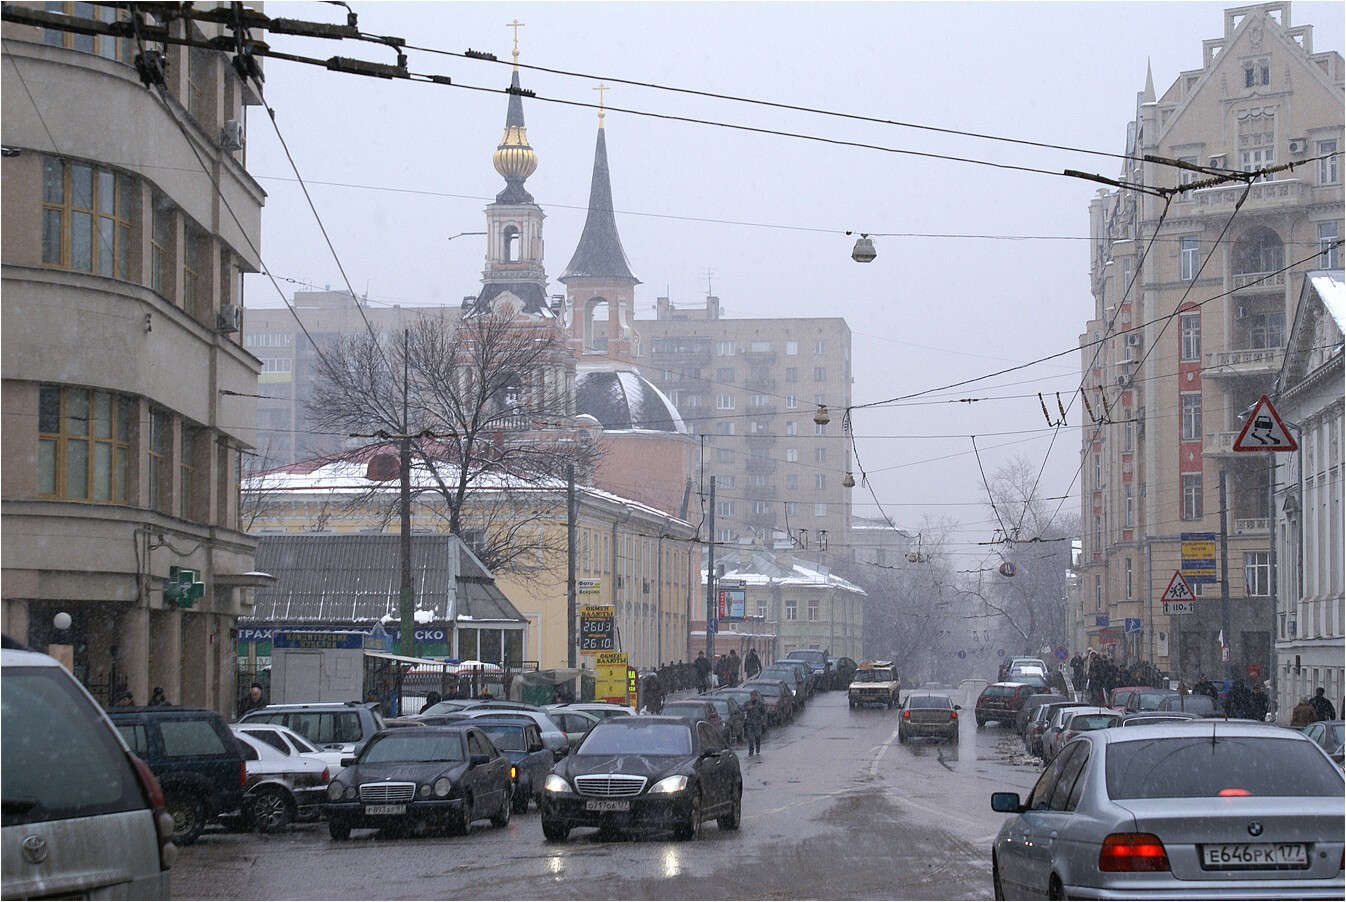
[659,699,726,741]
[110,706,247,846]
[546,709,602,747]
[2,640,175,899]
[1006,656,1049,673]
[698,694,746,744]
[783,648,831,689]
[456,708,570,755]
[774,658,820,696]
[1301,720,1345,766]
[1122,688,1180,713]
[1005,669,1051,692]
[1042,706,1115,763]
[740,680,795,725]
[1016,692,1068,734]
[1156,694,1225,717]
[707,688,768,737]
[757,667,808,708]
[230,729,329,832]
[469,719,554,813]
[323,726,512,839]
[1119,711,1200,727]
[1024,701,1091,757]
[1050,708,1124,757]
[546,702,636,720]
[990,722,1346,900]
[898,693,960,744]
[424,699,542,716]
[828,656,859,690]
[975,682,1035,728]
[1105,685,1158,712]
[233,722,345,771]
[238,701,386,757]
[541,716,742,841]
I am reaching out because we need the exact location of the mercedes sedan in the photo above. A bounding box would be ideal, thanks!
[990,722,1345,900]
[541,716,742,841]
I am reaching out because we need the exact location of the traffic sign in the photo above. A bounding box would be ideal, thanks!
[1163,600,1195,615]
[1233,395,1298,452]
[1054,646,1069,661]
[956,649,967,660]
[1161,570,1195,603]
[1124,618,1142,634]
[1095,615,1109,627]
[998,561,1017,577]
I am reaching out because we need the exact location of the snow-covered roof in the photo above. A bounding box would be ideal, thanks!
[1310,271,1346,331]
[575,366,687,434]
[701,551,867,596]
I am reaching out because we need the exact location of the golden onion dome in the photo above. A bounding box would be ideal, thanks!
[493,124,538,181]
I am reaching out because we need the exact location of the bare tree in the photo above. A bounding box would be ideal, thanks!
[307,310,599,575]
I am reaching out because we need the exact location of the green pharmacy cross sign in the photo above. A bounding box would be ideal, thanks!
[165,566,205,608]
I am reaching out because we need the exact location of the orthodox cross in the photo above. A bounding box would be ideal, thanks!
[594,82,609,124]
[506,19,525,63]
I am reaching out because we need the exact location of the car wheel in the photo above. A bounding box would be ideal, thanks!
[898,729,906,743]
[249,786,295,833]
[992,855,1005,901]
[717,783,742,831]
[950,729,959,745]
[976,717,985,729]
[328,817,352,841]
[1047,874,1066,900]
[491,788,511,828]
[448,793,473,836]
[511,785,530,814]
[673,788,701,841]
[849,700,856,709]
[164,790,206,846]
[542,818,570,842]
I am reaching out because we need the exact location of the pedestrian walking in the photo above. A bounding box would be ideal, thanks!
[148,687,170,706]
[743,690,766,757]
[694,650,711,693]
[744,647,762,680]
[643,671,665,714]
[238,682,266,716]
[1308,687,1337,722]
[1290,696,1316,728]
[727,649,741,687]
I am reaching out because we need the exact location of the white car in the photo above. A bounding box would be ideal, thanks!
[457,708,570,754]
[2,641,175,898]
[233,722,345,771]
[230,729,330,831]
[545,702,636,720]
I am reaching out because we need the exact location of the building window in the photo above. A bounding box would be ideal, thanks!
[719,475,736,489]
[260,358,292,374]
[785,341,798,356]
[785,421,798,436]
[715,500,734,517]
[756,601,768,618]
[151,196,174,300]
[1179,236,1200,280]
[750,341,770,353]
[814,422,827,436]
[815,474,826,490]
[807,600,820,622]
[814,447,826,463]
[785,395,797,409]
[1182,474,1203,520]
[42,3,132,61]
[1181,392,1202,441]
[37,385,133,503]
[785,474,799,490]
[1177,158,1199,200]
[1319,222,1340,269]
[716,367,735,384]
[183,223,211,321]
[1243,60,1269,88]
[751,500,771,515]
[715,448,735,464]
[179,425,202,521]
[1125,558,1133,598]
[1121,408,1134,453]
[1249,311,1284,349]
[187,42,214,125]
[785,367,798,383]
[813,367,826,382]
[1124,484,1134,529]
[784,501,798,516]
[42,158,133,278]
[716,341,735,357]
[715,420,735,436]
[1318,140,1339,185]
[814,394,826,407]
[814,340,825,355]
[148,407,172,515]
[1244,551,1270,596]
[785,600,797,621]
[1234,227,1284,274]
[814,502,827,517]
[716,394,735,410]
[786,448,798,462]
[1094,576,1102,612]
[751,394,770,408]
[1180,312,1201,361]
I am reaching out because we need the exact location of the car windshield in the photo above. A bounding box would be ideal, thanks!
[1162,695,1218,714]
[1134,691,1175,709]
[908,696,951,709]
[789,650,826,666]
[360,732,465,763]
[578,722,693,756]
[1324,723,1345,749]
[1069,714,1121,730]
[477,726,526,752]
[854,670,894,682]
[759,669,796,681]
[1106,736,1344,799]
[662,704,708,717]
[747,683,782,698]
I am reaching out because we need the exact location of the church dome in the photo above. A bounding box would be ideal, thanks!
[575,369,687,434]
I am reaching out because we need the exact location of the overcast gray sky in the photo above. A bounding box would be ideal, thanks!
[242,1,1344,562]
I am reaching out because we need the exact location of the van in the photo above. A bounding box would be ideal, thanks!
[2,638,175,898]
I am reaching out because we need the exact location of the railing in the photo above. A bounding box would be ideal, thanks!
[1193,179,1311,215]
[1234,518,1270,535]
[1204,346,1285,376]
[1205,432,1240,454]
[1232,270,1287,293]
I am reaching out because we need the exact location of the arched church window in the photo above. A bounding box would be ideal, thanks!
[503,226,521,262]
[585,297,609,354]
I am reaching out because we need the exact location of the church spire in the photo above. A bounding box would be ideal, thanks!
[492,21,537,205]
[561,112,636,284]
[1142,58,1156,103]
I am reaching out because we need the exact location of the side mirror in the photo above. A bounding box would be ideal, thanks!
[469,754,491,768]
[699,748,720,760]
[341,757,356,768]
[991,792,1025,814]
[953,705,962,711]
[553,748,567,762]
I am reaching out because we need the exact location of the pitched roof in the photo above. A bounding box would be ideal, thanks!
[560,128,637,283]
[246,534,526,626]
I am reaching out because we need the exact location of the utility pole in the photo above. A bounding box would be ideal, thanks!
[706,476,716,661]
[399,329,415,660]
[1218,468,1231,680]
[567,465,577,669]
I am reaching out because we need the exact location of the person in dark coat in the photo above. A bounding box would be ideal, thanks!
[694,651,712,693]
[1308,687,1337,722]
[726,649,741,688]
[148,687,170,706]
[239,682,267,716]
[643,671,665,714]
[743,690,766,757]
[744,647,762,680]
[1225,679,1252,720]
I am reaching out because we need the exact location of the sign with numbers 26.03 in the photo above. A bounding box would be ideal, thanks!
[580,605,615,651]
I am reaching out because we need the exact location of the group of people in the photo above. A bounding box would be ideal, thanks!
[109,686,172,708]
[642,647,765,697]
[1291,687,1338,727]
[1070,652,1166,705]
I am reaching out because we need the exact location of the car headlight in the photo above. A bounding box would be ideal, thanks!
[344,785,357,800]
[543,774,572,794]
[649,775,688,794]
[419,784,432,798]
[327,781,345,801]
[433,778,452,798]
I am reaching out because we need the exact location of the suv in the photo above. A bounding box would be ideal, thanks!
[238,701,385,756]
[974,682,1036,728]
[3,639,176,898]
[109,706,246,846]
[783,648,831,690]
[848,661,901,709]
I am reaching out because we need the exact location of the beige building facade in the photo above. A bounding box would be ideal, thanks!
[1077,3,1343,687]
[2,4,264,709]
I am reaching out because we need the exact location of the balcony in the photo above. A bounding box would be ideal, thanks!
[745,376,777,391]
[1234,518,1270,535]
[1192,178,1312,217]
[746,509,777,527]
[1203,347,1285,379]
[1204,432,1241,456]
[742,349,777,363]
[746,458,778,474]
[1231,270,1287,294]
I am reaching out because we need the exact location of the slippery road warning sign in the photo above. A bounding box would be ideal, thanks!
[1233,395,1298,452]
[1162,570,1195,603]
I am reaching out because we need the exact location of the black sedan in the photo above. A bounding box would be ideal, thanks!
[471,719,555,813]
[541,716,742,841]
[323,726,512,839]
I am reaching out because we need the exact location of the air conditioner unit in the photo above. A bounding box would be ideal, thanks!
[1235,304,1249,319]
[1208,154,1227,169]
[1125,333,1143,348]
[1288,138,1306,154]
[1116,374,1131,387]
[219,119,244,152]
[216,303,242,333]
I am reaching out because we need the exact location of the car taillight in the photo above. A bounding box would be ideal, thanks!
[321,767,331,782]
[1099,833,1170,872]
[128,753,178,871]
[240,761,248,787]
[902,710,910,719]
[950,711,957,720]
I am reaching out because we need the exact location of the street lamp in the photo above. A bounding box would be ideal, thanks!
[850,234,876,263]
[813,404,831,426]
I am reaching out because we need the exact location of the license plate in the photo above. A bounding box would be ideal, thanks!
[1201,843,1308,869]
[364,804,406,815]
[584,800,631,812]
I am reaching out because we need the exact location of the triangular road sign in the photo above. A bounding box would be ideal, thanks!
[1233,395,1298,452]
[1161,570,1195,602]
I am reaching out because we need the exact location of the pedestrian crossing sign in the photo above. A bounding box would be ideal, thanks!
[1161,570,1195,603]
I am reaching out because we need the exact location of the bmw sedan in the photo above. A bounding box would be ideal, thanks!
[323,726,512,840]
[990,722,1345,900]
[541,716,742,841]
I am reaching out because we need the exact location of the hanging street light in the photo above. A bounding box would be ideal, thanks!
[813,404,831,426]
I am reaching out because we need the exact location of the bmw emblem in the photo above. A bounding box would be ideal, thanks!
[1247,821,1264,837]
[21,835,48,864]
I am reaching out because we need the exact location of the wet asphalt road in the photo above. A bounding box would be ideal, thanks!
[171,689,1042,900]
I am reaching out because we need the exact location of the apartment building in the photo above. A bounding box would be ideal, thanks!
[1077,3,1343,689]
[638,298,855,561]
[1,3,264,709]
